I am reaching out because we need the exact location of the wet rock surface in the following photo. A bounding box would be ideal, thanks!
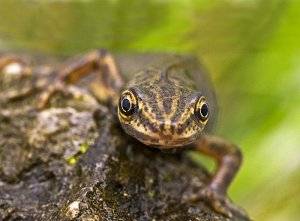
[0,54,250,221]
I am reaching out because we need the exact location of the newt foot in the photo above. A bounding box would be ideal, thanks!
[183,187,248,218]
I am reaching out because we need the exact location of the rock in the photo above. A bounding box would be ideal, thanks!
[0,53,250,221]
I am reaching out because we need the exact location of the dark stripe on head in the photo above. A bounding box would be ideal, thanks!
[154,78,177,114]
[176,118,192,135]
[159,123,165,132]
[170,93,188,124]
[138,110,159,133]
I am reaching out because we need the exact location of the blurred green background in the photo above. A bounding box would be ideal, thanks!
[1,0,299,220]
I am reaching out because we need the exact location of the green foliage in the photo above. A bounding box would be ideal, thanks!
[0,0,299,220]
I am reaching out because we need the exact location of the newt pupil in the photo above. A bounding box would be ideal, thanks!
[122,98,131,112]
[201,103,208,117]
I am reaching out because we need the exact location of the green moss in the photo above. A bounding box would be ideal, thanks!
[148,178,154,185]
[67,142,91,165]
[147,189,155,198]
[80,143,88,154]
[68,157,77,165]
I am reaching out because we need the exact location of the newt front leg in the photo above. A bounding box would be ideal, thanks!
[37,49,124,108]
[184,133,247,218]
[1,50,125,109]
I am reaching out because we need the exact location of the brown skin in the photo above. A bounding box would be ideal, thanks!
[0,50,247,218]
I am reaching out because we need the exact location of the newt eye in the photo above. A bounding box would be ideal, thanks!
[119,90,137,118]
[195,96,209,123]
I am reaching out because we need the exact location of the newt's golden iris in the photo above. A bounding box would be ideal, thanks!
[119,90,137,119]
[194,96,209,124]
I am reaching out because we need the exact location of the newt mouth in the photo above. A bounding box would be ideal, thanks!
[136,132,199,148]
[120,120,201,148]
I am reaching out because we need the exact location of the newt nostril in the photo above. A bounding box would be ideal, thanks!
[159,123,165,132]
[158,122,176,135]
[170,125,175,135]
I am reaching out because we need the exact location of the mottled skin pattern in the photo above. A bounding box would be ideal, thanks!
[119,62,205,147]
[0,50,247,218]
